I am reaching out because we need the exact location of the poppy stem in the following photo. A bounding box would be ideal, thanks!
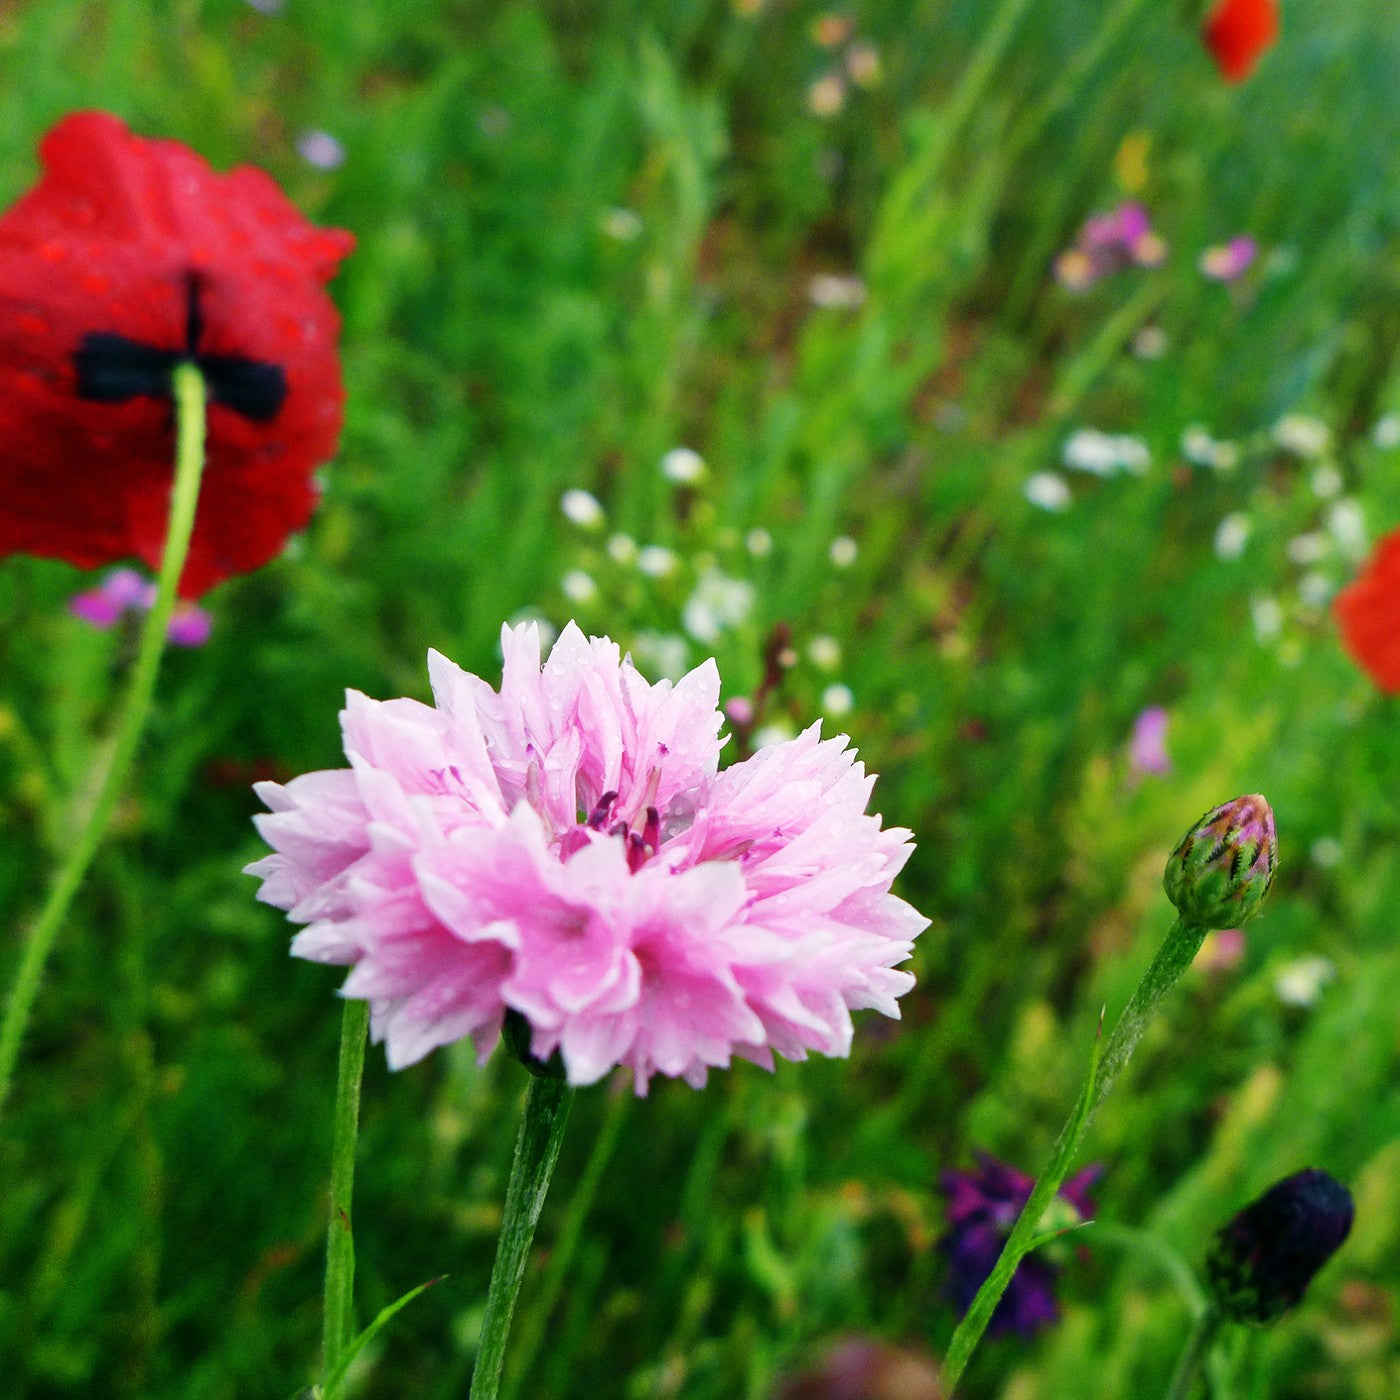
[940,917,1209,1393]
[0,362,207,1123]
[1164,1305,1222,1400]
[320,996,370,1389]
[470,1074,574,1400]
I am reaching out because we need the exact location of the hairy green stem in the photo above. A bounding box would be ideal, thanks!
[941,918,1207,1392]
[1165,1306,1222,1400]
[320,997,371,1386]
[500,1089,627,1400]
[0,362,208,1122]
[470,1075,574,1400]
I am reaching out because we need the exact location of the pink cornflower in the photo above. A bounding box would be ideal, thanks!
[1128,705,1171,776]
[1199,235,1258,282]
[70,567,213,647]
[246,622,927,1091]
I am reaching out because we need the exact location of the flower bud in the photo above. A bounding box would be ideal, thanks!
[1207,1168,1353,1324]
[1163,794,1276,929]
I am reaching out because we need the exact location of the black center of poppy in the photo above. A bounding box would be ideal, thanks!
[72,273,288,423]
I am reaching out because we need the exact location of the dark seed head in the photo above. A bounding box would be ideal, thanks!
[1206,1168,1354,1324]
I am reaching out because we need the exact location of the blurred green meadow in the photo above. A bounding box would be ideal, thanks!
[2,0,1399,1395]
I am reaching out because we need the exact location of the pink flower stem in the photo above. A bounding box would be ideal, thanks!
[470,1075,575,1400]
[0,362,207,1122]
[320,997,370,1387]
[941,917,1208,1392]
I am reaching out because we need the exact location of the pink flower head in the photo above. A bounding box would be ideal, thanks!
[70,566,155,627]
[246,622,927,1091]
[1128,705,1171,776]
[69,566,212,645]
[1199,235,1258,282]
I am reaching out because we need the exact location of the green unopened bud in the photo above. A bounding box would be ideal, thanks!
[1163,793,1276,929]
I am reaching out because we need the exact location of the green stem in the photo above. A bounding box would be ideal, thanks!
[1165,1306,1222,1400]
[0,361,208,1122]
[500,1089,627,1400]
[321,997,371,1386]
[470,1075,574,1400]
[941,918,1207,1393]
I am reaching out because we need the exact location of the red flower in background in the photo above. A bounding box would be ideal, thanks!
[1335,527,1400,693]
[0,111,353,597]
[1203,0,1280,83]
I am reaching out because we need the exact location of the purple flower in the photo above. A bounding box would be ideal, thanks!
[1129,705,1171,776]
[247,622,928,1091]
[70,567,154,627]
[1055,202,1168,292]
[69,568,211,646]
[940,1153,1101,1338]
[1199,235,1258,282]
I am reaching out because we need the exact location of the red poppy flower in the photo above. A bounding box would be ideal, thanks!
[0,111,353,597]
[1203,0,1280,83]
[1335,527,1400,693]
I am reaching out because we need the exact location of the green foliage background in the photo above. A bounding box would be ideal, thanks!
[0,0,1397,1395]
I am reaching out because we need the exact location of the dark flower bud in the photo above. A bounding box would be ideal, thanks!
[1163,794,1277,929]
[1207,1168,1353,1324]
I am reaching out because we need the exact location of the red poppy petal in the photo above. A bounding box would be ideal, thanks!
[1203,0,1280,84]
[1335,528,1400,693]
[0,110,352,597]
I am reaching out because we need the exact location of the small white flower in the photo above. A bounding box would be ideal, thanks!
[636,545,679,578]
[1214,512,1251,561]
[807,635,842,671]
[600,207,643,241]
[1310,465,1343,500]
[295,129,346,170]
[561,570,598,605]
[1024,471,1071,511]
[630,631,690,681]
[808,273,867,309]
[1132,326,1168,360]
[1182,426,1217,466]
[1251,594,1284,641]
[661,447,706,484]
[829,536,858,568]
[682,570,756,644]
[745,528,773,557]
[1274,956,1335,1008]
[808,72,846,117]
[1297,570,1333,608]
[821,683,854,718]
[1273,414,1331,458]
[1182,426,1239,473]
[1310,836,1343,869]
[606,533,638,565]
[1062,429,1150,477]
[1062,429,1121,476]
[1372,413,1400,450]
[560,488,605,529]
[1285,532,1329,566]
[752,719,797,750]
[1327,499,1368,560]
[1114,434,1151,475]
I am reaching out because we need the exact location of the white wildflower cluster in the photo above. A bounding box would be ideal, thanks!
[682,569,756,644]
[1273,414,1331,459]
[1062,428,1151,477]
